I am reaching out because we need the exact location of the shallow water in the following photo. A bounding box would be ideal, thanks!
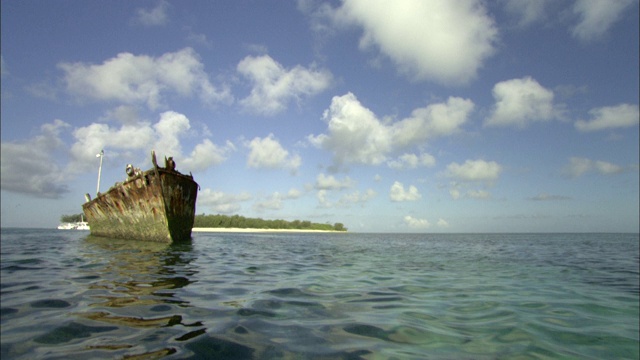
[1,229,638,359]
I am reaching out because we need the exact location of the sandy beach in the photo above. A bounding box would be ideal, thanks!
[192,227,341,233]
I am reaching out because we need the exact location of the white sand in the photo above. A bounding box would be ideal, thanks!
[192,227,341,233]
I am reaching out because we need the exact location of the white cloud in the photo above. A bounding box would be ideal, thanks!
[134,0,169,27]
[0,120,70,198]
[333,0,497,85]
[467,189,490,199]
[437,218,449,227]
[448,182,493,200]
[69,111,230,173]
[198,189,252,214]
[404,215,430,229]
[153,111,191,156]
[309,93,391,165]
[186,32,213,48]
[237,54,332,115]
[59,48,231,110]
[485,77,562,128]
[246,134,301,173]
[338,189,376,206]
[102,105,141,125]
[575,104,639,131]
[70,123,156,172]
[449,188,461,200]
[391,97,475,147]
[253,188,304,212]
[503,0,549,27]
[309,92,473,166]
[181,139,235,172]
[390,181,421,202]
[253,196,283,212]
[317,189,330,207]
[445,159,501,200]
[571,0,636,41]
[446,159,502,182]
[564,157,625,177]
[287,188,302,199]
[315,173,354,190]
[388,153,436,170]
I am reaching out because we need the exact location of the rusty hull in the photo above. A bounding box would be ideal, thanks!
[83,168,198,243]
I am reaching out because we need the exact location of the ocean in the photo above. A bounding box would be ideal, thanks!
[1,229,638,359]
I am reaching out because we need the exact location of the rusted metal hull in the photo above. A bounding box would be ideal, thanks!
[82,168,198,243]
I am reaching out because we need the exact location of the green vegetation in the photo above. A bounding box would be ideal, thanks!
[60,212,347,231]
[194,214,347,232]
[60,214,84,223]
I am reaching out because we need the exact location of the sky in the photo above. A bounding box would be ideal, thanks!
[1,0,638,233]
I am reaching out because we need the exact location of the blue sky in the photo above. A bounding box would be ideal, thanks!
[1,0,638,232]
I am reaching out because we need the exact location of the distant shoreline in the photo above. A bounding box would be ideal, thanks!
[192,227,343,233]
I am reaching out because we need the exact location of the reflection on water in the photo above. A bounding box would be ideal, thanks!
[71,236,201,358]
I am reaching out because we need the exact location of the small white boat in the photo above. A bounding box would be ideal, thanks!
[76,222,90,230]
[57,223,77,230]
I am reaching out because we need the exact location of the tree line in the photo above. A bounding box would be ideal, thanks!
[194,214,347,231]
[61,213,348,231]
[60,214,85,223]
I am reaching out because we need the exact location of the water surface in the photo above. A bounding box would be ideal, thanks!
[1,229,638,359]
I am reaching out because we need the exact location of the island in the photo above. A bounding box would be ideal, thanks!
[193,214,347,232]
[59,213,347,232]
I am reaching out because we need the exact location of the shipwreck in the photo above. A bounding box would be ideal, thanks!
[82,151,199,243]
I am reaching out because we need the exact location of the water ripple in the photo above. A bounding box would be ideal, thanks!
[0,230,638,359]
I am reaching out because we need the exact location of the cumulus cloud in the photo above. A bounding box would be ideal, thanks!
[253,188,304,212]
[446,159,502,182]
[181,139,235,172]
[404,215,430,229]
[390,181,421,202]
[315,173,354,190]
[237,54,332,115]
[309,93,391,165]
[467,189,490,199]
[0,120,71,198]
[134,0,169,26]
[245,134,301,173]
[309,92,473,166]
[485,77,563,128]
[387,152,436,170]
[564,157,625,177]
[253,195,284,212]
[198,189,252,214]
[574,103,639,131]
[59,48,231,110]
[69,111,231,173]
[338,189,376,207]
[448,183,493,200]
[332,0,497,85]
[571,0,636,41]
[445,159,501,200]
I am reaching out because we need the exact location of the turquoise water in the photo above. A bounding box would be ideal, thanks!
[1,229,638,359]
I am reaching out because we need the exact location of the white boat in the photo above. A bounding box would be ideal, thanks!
[57,223,77,230]
[58,215,90,230]
[76,222,90,230]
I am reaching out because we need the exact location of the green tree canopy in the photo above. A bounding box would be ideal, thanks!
[194,214,347,231]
